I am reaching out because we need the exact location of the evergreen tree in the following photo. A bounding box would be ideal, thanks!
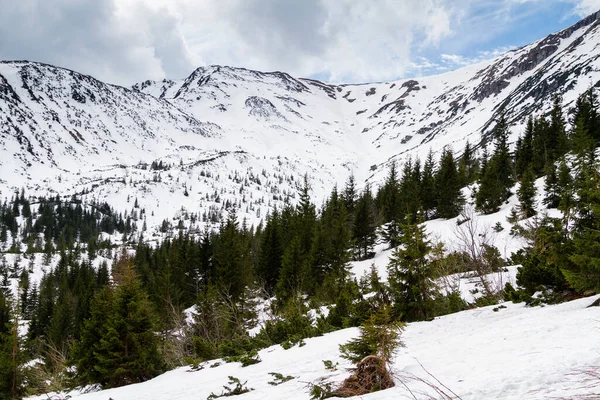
[517,167,537,218]
[214,209,252,302]
[0,290,22,399]
[420,150,437,218]
[516,218,569,294]
[458,141,477,185]
[380,162,403,247]
[543,163,560,209]
[557,160,575,225]
[570,111,594,157]
[275,236,305,301]
[257,210,283,295]
[353,186,377,260]
[342,174,358,215]
[387,216,437,321]
[399,158,421,219]
[515,117,534,178]
[547,95,569,162]
[435,147,464,219]
[565,153,600,292]
[531,116,550,175]
[476,113,514,214]
[80,264,163,388]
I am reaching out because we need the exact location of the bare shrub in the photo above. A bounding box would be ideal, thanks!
[334,355,394,397]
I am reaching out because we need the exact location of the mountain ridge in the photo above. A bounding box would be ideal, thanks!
[1,10,600,233]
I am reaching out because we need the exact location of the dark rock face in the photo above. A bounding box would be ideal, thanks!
[245,96,281,119]
[472,11,600,102]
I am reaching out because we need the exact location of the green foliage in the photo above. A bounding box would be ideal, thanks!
[322,360,339,371]
[564,152,600,292]
[207,376,253,399]
[193,337,218,361]
[339,308,404,365]
[387,217,438,321]
[267,372,295,386]
[257,300,317,346]
[516,218,569,295]
[432,292,469,316]
[353,186,377,260]
[435,147,465,219]
[309,382,335,400]
[73,259,163,388]
[476,112,514,214]
[518,167,537,218]
[0,291,24,400]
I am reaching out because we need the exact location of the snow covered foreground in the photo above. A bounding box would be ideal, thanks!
[36,295,600,400]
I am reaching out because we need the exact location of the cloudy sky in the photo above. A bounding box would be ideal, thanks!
[0,0,599,86]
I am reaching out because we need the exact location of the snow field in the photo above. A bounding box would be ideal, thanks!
[32,294,599,400]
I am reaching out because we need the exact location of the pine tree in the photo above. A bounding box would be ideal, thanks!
[515,117,534,178]
[399,158,421,219]
[476,113,514,214]
[387,216,437,322]
[557,160,575,225]
[380,162,402,247]
[565,153,600,292]
[214,209,252,302]
[420,150,437,218]
[80,265,163,388]
[73,287,115,385]
[275,236,305,301]
[570,112,594,157]
[458,141,477,185]
[342,174,358,215]
[543,163,560,209]
[257,210,283,295]
[0,290,22,399]
[517,167,537,218]
[435,147,464,219]
[547,95,569,162]
[531,116,550,175]
[353,186,377,260]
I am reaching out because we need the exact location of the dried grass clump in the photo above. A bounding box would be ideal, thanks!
[334,355,394,397]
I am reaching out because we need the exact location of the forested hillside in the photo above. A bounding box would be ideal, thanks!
[1,87,599,399]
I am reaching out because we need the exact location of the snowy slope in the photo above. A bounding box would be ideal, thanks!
[1,11,600,232]
[30,294,600,400]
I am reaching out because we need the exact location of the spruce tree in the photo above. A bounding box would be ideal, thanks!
[515,117,534,178]
[353,186,377,260]
[435,147,464,219]
[557,160,575,225]
[83,265,163,388]
[399,158,421,219]
[257,210,283,295]
[565,153,600,292]
[543,163,560,209]
[380,162,402,247]
[547,95,569,162]
[0,290,22,399]
[517,167,537,218]
[387,216,437,321]
[275,236,305,302]
[458,141,477,185]
[214,209,252,302]
[476,113,514,214]
[420,150,437,218]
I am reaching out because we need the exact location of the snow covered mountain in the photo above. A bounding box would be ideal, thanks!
[1,11,600,232]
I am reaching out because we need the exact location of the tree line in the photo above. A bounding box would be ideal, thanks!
[1,90,599,398]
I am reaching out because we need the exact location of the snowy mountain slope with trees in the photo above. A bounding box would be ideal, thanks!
[1,11,600,233]
[1,9,600,400]
[28,295,600,400]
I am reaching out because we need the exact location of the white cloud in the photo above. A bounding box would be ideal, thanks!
[571,0,600,16]
[0,0,598,85]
